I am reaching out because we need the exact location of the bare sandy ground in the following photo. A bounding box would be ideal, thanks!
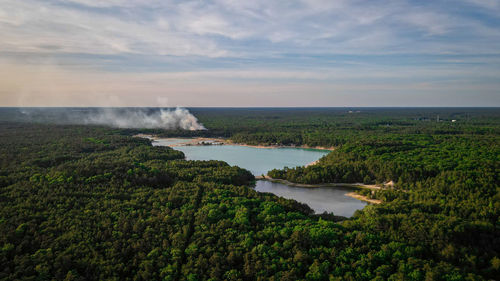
[344,192,382,204]
[136,135,334,150]
[225,139,334,151]
[305,159,320,167]
[168,137,227,147]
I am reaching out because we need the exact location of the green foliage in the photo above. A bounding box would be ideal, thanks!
[0,107,498,280]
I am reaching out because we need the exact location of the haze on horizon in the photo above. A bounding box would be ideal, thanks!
[0,0,499,107]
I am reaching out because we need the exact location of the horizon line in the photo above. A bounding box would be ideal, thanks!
[1,106,499,109]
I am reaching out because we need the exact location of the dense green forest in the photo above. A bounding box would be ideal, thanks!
[0,108,499,280]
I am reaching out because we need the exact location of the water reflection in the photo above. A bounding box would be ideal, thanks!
[255,180,367,217]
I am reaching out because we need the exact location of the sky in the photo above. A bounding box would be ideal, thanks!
[0,0,499,107]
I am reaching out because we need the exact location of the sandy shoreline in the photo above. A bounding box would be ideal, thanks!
[231,141,334,151]
[305,159,320,167]
[344,192,382,204]
[255,175,383,190]
[137,134,379,204]
[255,175,384,204]
[136,134,334,151]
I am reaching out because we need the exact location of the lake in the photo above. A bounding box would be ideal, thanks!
[154,139,328,176]
[254,181,366,217]
[152,138,367,216]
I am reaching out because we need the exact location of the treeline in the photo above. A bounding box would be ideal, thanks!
[1,122,496,280]
[194,108,500,279]
[268,135,498,186]
[190,107,500,147]
[113,108,500,147]
[0,107,499,280]
[262,111,500,280]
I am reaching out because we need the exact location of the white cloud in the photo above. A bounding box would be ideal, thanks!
[1,0,499,58]
[0,0,499,106]
[0,0,228,57]
[460,0,500,11]
[399,11,452,35]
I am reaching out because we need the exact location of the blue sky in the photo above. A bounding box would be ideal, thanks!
[0,0,499,106]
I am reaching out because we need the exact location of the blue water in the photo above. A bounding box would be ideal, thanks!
[152,138,367,216]
[254,181,366,216]
[162,144,328,176]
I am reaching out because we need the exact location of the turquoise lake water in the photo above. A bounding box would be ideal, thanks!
[154,142,328,176]
[152,138,367,216]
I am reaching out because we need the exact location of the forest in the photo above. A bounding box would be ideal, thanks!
[0,107,499,280]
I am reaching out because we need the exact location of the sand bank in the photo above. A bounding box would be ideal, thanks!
[345,192,382,204]
[135,135,334,151]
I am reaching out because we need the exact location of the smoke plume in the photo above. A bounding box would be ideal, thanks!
[84,107,206,130]
[16,107,206,130]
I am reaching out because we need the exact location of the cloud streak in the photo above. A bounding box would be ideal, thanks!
[1,0,499,57]
[0,0,499,106]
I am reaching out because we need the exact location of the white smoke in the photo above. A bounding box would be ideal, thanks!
[84,107,206,130]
